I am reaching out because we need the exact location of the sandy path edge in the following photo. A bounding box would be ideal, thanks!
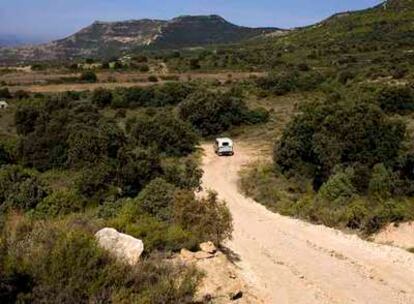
[200,142,414,304]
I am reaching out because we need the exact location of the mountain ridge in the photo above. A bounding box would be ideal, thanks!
[0,15,281,63]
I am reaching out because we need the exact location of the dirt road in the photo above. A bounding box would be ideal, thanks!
[201,143,414,304]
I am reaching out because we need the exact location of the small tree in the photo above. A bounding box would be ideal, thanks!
[137,178,177,221]
[173,190,233,245]
[79,71,98,83]
[91,88,113,108]
[368,163,395,200]
[377,85,414,113]
[0,88,12,99]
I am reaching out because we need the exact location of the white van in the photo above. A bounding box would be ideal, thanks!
[214,138,234,156]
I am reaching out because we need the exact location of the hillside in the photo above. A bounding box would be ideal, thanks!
[0,15,280,63]
[186,0,414,73]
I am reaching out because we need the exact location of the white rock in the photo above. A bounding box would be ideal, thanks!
[95,228,144,265]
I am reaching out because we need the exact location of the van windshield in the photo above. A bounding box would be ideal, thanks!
[222,142,230,146]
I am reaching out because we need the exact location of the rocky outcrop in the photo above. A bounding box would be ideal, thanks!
[95,228,144,265]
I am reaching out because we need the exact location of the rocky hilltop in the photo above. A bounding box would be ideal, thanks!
[0,15,280,62]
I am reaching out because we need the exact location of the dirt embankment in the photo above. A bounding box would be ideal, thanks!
[201,142,414,304]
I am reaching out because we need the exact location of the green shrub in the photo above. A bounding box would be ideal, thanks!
[161,157,203,190]
[256,70,325,95]
[123,216,198,252]
[256,71,297,95]
[244,107,270,124]
[138,64,150,72]
[111,200,198,252]
[275,100,406,188]
[365,200,409,234]
[173,190,233,245]
[129,112,199,156]
[178,90,250,136]
[74,163,115,202]
[67,126,109,167]
[15,105,40,136]
[0,165,47,212]
[79,71,98,83]
[0,87,12,99]
[14,90,30,100]
[35,190,85,218]
[0,216,200,303]
[318,167,357,205]
[111,82,195,108]
[342,199,369,229]
[189,58,201,70]
[377,85,414,113]
[116,147,163,197]
[0,144,11,166]
[337,70,355,84]
[91,88,113,108]
[148,75,159,82]
[137,178,177,221]
[368,163,395,200]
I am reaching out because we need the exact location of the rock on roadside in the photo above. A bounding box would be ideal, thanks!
[95,228,144,265]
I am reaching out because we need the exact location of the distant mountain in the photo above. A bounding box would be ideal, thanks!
[0,15,282,63]
[0,35,27,47]
[0,35,47,47]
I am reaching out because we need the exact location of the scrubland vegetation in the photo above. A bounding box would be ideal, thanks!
[2,0,414,301]
[0,81,268,302]
[238,0,414,235]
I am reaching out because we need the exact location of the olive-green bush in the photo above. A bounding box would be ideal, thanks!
[0,215,200,303]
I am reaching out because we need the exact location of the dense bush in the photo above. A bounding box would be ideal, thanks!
[35,190,85,218]
[16,97,125,171]
[240,161,414,233]
[376,85,414,113]
[0,165,47,212]
[128,112,199,156]
[0,87,12,99]
[91,88,113,108]
[161,157,203,190]
[275,100,406,189]
[0,215,200,303]
[111,83,195,108]
[178,89,264,136]
[318,167,357,205]
[79,71,97,83]
[368,163,395,200]
[0,144,11,166]
[256,70,325,95]
[136,178,177,221]
[115,147,163,197]
[111,189,232,250]
[172,190,233,245]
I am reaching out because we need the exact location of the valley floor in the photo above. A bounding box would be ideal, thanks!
[201,142,414,304]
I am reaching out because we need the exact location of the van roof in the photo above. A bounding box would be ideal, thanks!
[216,137,233,144]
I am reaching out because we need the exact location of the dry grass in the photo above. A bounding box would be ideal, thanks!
[2,70,265,93]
